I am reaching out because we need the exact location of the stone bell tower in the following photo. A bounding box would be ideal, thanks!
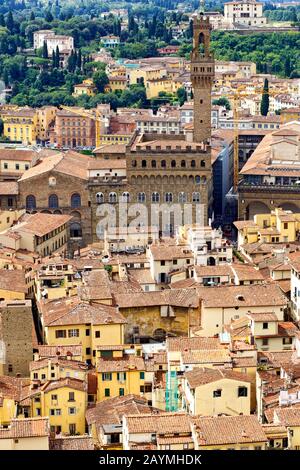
[191,13,215,144]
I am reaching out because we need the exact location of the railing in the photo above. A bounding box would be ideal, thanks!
[239,182,300,193]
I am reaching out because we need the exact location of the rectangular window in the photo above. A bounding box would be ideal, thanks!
[213,389,222,398]
[68,407,76,415]
[102,373,112,381]
[85,329,90,336]
[86,347,91,355]
[95,331,100,338]
[33,373,38,380]
[117,372,126,381]
[68,392,75,402]
[262,322,268,329]
[15,164,20,170]
[119,388,125,396]
[51,394,57,401]
[238,386,248,397]
[68,329,79,337]
[55,330,66,338]
[262,338,269,346]
[140,372,145,380]
[283,337,293,345]
[105,388,110,397]
[160,261,165,266]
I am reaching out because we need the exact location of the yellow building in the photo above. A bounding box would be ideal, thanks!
[192,415,268,450]
[145,77,180,99]
[0,213,71,258]
[73,79,97,97]
[36,106,57,143]
[114,289,200,343]
[0,376,21,425]
[273,408,300,449]
[96,349,145,401]
[105,76,127,92]
[0,417,49,450]
[0,268,27,300]
[281,107,300,124]
[0,210,24,232]
[2,107,38,145]
[234,207,300,248]
[30,377,87,435]
[35,258,82,302]
[99,134,131,145]
[30,357,88,383]
[183,368,251,416]
[129,66,166,85]
[42,299,126,365]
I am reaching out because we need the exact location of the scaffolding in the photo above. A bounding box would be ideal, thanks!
[165,370,179,411]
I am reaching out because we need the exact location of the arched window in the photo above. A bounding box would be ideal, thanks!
[109,192,117,203]
[70,222,82,238]
[138,192,146,203]
[71,193,81,208]
[142,160,147,168]
[49,194,59,209]
[96,192,104,204]
[181,160,186,168]
[121,192,130,203]
[195,175,201,185]
[191,160,196,168]
[152,192,160,203]
[178,192,187,203]
[131,160,137,167]
[171,160,176,168]
[26,195,36,210]
[165,192,173,203]
[151,160,157,168]
[192,192,200,203]
[201,160,205,167]
[161,160,166,168]
[202,175,207,184]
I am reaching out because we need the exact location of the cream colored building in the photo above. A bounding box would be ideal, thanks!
[0,418,49,450]
[0,213,71,257]
[183,368,251,416]
[224,0,267,27]
[196,284,287,337]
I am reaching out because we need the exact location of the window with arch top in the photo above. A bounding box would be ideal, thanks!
[26,195,36,210]
[49,194,59,209]
[71,193,81,208]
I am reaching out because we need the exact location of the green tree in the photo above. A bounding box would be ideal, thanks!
[93,70,109,93]
[42,41,49,59]
[213,97,231,111]
[260,78,270,116]
[177,87,187,106]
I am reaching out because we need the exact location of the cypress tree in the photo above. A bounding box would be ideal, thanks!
[260,78,269,116]
[55,46,60,68]
[52,49,56,68]
[42,40,48,59]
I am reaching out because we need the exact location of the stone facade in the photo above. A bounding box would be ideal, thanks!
[0,300,33,376]
[18,155,93,248]
[190,15,215,144]
[89,16,215,237]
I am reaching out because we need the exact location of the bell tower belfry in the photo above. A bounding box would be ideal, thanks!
[191,13,214,144]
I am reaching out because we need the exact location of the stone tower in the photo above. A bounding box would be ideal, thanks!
[191,14,215,144]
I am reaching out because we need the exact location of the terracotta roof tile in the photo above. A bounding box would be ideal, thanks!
[192,415,267,446]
